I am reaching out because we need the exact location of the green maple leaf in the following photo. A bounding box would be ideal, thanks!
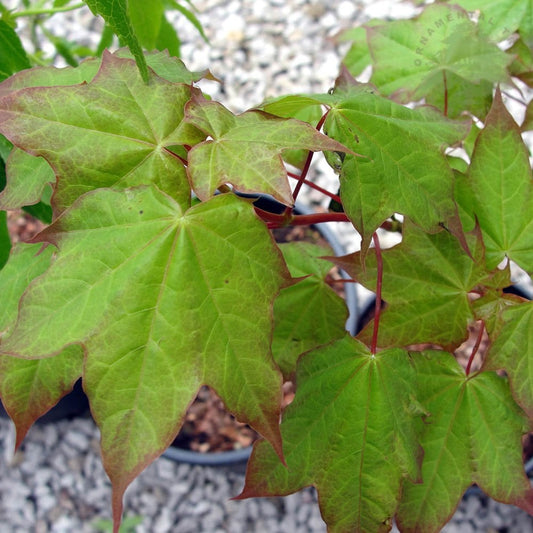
[457,89,533,273]
[449,0,533,43]
[239,335,423,533]
[0,52,204,214]
[0,49,210,100]
[335,222,499,349]
[0,149,54,210]
[0,210,8,269]
[337,25,373,79]
[127,0,164,51]
[272,242,348,378]
[0,20,31,82]
[366,4,512,118]
[484,301,533,417]
[260,95,325,169]
[0,187,290,526]
[182,92,353,205]
[0,243,83,448]
[397,350,533,532]
[0,50,210,212]
[323,86,469,253]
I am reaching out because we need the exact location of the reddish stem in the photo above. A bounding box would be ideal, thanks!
[289,108,332,207]
[255,207,350,228]
[163,147,188,166]
[291,151,315,204]
[287,172,342,204]
[465,321,485,376]
[327,277,357,285]
[370,232,383,355]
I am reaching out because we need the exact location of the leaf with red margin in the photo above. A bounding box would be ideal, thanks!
[457,89,533,273]
[182,92,353,205]
[322,84,469,255]
[366,4,512,118]
[238,335,424,533]
[0,187,290,530]
[334,222,495,349]
[0,149,54,210]
[0,49,211,100]
[0,243,83,448]
[483,301,533,417]
[397,350,533,532]
[0,52,204,214]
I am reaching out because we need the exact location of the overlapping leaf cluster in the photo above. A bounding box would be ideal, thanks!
[0,2,532,533]
[0,50,351,529]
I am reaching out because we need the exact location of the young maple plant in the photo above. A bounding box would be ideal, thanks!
[0,2,532,532]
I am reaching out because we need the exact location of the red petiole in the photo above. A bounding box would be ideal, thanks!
[287,108,332,211]
[465,321,485,376]
[255,208,350,229]
[287,172,342,204]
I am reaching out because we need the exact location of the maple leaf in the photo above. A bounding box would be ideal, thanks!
[397,350,533,532]
[0,211,8,269]
[272,242,348,378]
[0,50,211,212]
[451,0,533,43]
[0,49,211,101]
[0,20,30,82]
[483,301,533,417]
[182,92,353,205]
[0,149,54,210]
[260,95,325,169]
[0,52,204,214]
[334,222,498,349]
[366,4,512,118]
[238,335,424,533]
[0,188,290,526]
[457,89,533,273]
[322,86,469,255]
[0,244,83,448]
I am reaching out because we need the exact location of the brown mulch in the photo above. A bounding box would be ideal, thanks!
[7,210,45,243]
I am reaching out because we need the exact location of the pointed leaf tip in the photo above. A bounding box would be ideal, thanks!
[0,54,202,214]
[183,96,354,205]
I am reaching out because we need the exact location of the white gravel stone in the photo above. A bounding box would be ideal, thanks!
[153,506,173,533]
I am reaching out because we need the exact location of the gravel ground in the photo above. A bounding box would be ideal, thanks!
[1,1,533,532]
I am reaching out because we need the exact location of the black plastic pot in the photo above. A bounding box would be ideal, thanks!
[162,194,359,465]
